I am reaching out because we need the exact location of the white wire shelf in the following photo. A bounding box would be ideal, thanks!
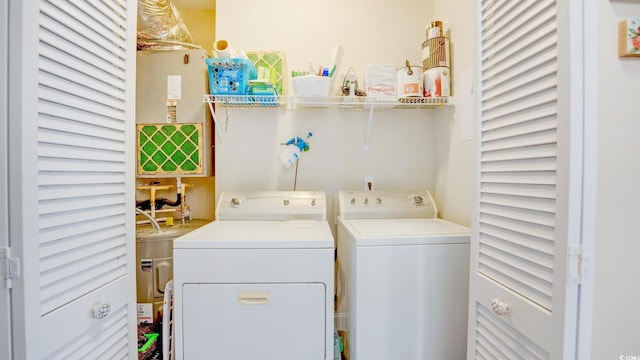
[204,94,454,147]
[203,94,454,109]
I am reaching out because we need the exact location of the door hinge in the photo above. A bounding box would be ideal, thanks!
[568,245,589,286]
[0,247,20,290]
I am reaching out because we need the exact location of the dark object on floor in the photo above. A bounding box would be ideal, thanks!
[138,321,163,360]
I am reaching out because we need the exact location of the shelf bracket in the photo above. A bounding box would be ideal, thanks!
[364,103,375,149]
[291,102,297,142]
[207,99,225,146]
[224,106,231,131]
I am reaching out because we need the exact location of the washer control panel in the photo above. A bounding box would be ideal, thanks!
[338,190,438,219]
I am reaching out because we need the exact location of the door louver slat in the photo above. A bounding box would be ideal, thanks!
[39,30,125,83]
[479,244,553,285]
[480,92,557,125]
[39,183,125,201]
[45,305,129,360]
[39,194,126,215]
[39,157,126,173]
[480,213,555,242]
[40,44,125,95]
[68,1,127,39]
[482,117,556,142]
[475,303,549,359]
[480,203,555,228]
[39,71,125,111]
[40,2,125,62]
[483,32,555,86]
[40,250,126,314]
[39,55,124,100]
[481,183,556,200]
[479,225,554,258]
[39,103,126,133]
[481,1,555,56]
[480,193,556,213]
[40,136,124,160]
[480,170,556,185]
[40,225,125,257]
[481,158,556,173]
[38,204,125,230]
[481,143,556,162]
[39,86,126,120]
[481,77,556,115]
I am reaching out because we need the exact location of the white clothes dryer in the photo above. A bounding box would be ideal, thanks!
[336,190,470,360]
[173,191,334,360]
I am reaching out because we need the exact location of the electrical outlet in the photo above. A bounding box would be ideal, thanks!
[364,176,374,191]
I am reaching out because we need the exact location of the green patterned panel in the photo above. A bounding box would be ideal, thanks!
[190,150,200,165]
[171,131,187,146]
[171,150,186,164]
[162,141,177,155]
[151,132,167,146]
[182,124,196,135]
[137,123,204,175]
[152,151,167,164]
[182,140,196,154]
[247,51,288,95]
[182,160,197,171]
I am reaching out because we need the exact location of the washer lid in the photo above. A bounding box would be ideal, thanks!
[340,218,470,246]
[173,220,334,249]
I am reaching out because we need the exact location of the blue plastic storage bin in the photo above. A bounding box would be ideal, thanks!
[206,58,257,95]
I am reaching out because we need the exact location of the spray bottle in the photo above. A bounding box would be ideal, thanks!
[280,132,312,168]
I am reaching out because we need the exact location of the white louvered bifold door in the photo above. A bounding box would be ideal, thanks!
[468,0,582,359]
[7,1,137,359]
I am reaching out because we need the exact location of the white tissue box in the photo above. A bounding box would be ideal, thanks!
[292,75,332,97]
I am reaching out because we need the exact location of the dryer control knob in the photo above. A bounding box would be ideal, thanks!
[230,198,241,208]
[310,198,317,206]
[411,195,424,206]
[376,197,382,205]
[363,198,369,205]
[350,198,356,205]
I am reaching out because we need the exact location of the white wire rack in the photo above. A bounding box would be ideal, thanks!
[203,94,453,109]
[203,94,454,146]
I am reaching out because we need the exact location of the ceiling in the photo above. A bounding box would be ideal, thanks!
[171,0,216,10]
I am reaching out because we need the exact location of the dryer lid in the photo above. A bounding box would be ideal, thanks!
[173,220,334,249]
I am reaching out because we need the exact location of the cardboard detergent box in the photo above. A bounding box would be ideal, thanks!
[618,17,640,57]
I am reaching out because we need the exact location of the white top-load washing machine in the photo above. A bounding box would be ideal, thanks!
[336,190,470,360]
[173,191,334,360]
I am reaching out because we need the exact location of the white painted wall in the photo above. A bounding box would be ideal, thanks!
[432,0,475,227]
[216,0,431,87]
[589,1,640,358]
[214,0,474,230]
